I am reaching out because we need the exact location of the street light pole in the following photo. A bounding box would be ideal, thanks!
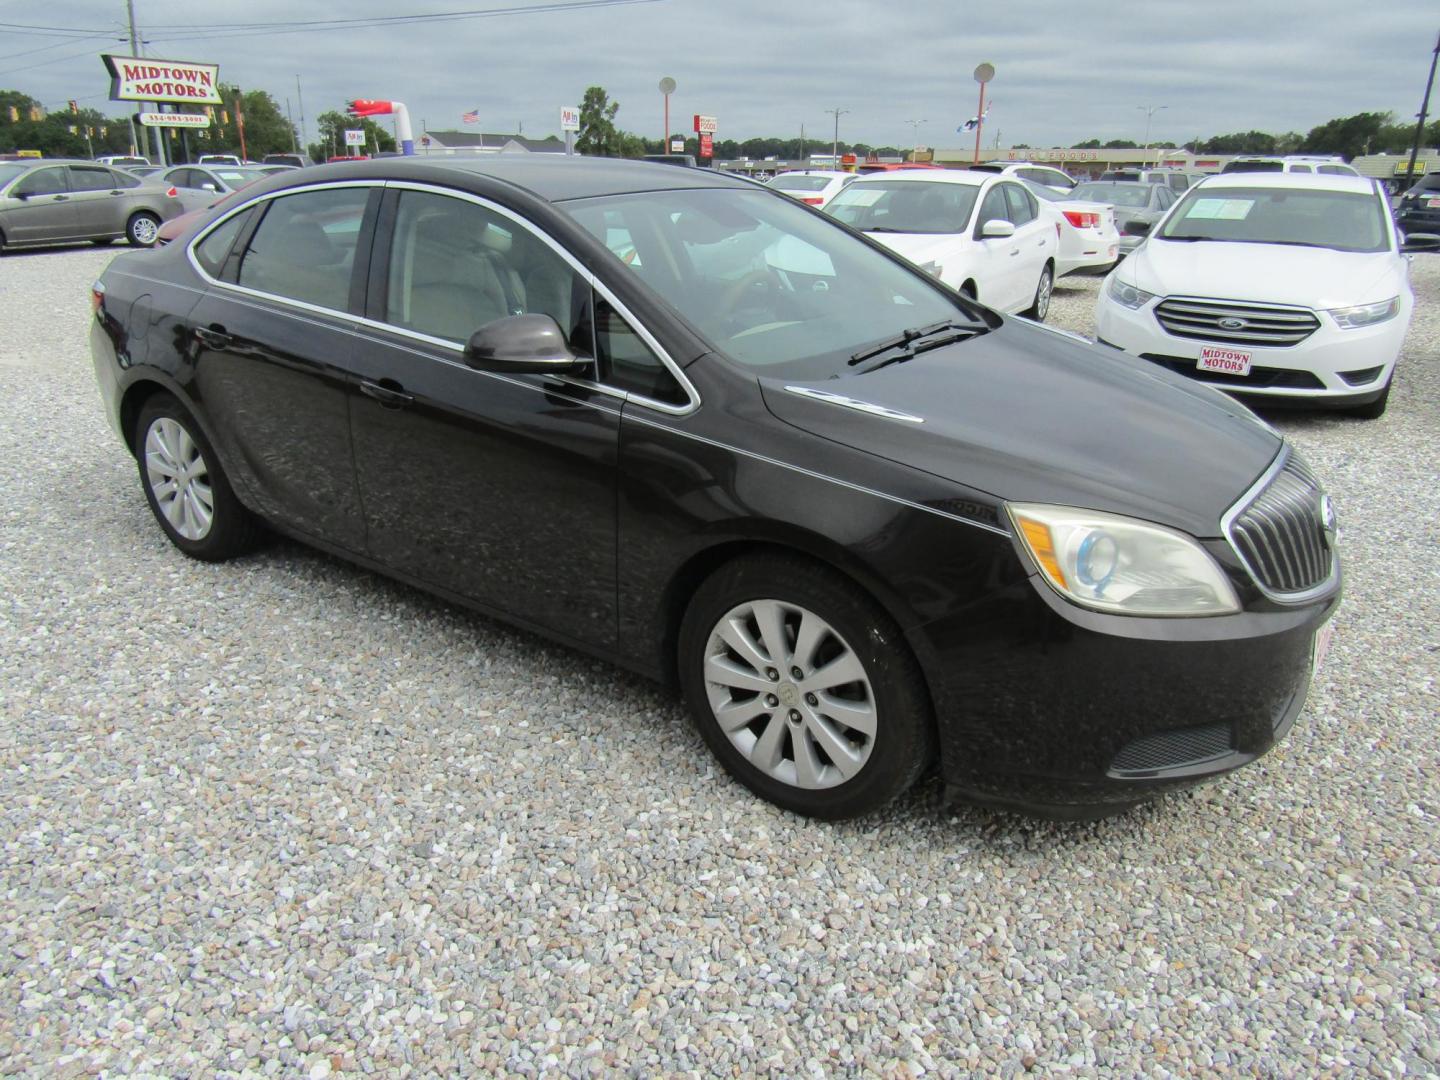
[1138,104,1168,164]
[905,118,927,160]
[826,107,849,164]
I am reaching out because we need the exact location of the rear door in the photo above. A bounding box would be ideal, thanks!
[0,165,75,244]
[66,165,131,238]
[185,183,378,551]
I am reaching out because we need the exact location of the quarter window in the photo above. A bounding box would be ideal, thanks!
[195,208,256,278]
[237,188,370,311]
[384,189,585,345]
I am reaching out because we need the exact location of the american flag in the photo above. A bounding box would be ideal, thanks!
[462,108,481,125]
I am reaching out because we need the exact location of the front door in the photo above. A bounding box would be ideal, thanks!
[348,187,619,647]
[1,166,74,244]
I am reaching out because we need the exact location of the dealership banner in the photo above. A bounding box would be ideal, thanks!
[103,55,222,105]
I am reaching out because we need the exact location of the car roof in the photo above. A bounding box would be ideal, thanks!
[1198,172,1378,194]
[266,155,755,202]
[850,169,988,187]
[1073,179,1166,188]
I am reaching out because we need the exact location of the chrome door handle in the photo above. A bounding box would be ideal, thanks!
[193,325,232,349]
[360,378,414,409]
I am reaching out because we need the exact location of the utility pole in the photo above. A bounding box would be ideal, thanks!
[125,0,164,164]
[1405,31,1440,193]
[799,121,805,165]
[826,107,849,164]
[295,74,307,152]
[286,97,297,151]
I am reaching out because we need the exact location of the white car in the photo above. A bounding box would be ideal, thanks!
[968,161,1078,193]
[824,170,1059,318]
[1021,179,1120,276]
[1221,156,1359,177]
[767,169,856,208]
[1094,173,1425,418]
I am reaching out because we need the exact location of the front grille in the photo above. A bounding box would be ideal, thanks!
[1110,723,1233,774]
[1140,353,1325,390]
[1155,298,1320,347]
[1226,453,1334,597]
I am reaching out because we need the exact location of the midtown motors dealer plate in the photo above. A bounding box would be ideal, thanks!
[1198,345,1253,377]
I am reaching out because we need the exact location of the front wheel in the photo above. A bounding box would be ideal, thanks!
[678,555,934,819]
[1024,264,1054,321]
[126,212,161,247]
[134,394,262,560]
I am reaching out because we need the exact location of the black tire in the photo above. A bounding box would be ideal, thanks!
[677,554,935,820]
[1347,379,1390,419]
[1024,263,1054,321]
[126,211,161,247]
[134,394,262,561]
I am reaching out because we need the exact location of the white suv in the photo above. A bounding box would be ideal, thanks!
[1222,156,1359,177]
[1094,173,1418,418]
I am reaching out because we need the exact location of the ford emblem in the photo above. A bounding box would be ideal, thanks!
[1218,317,1248,330]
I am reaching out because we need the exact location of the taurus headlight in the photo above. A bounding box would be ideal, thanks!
[1008,504,1240,617]
[1106,275,1156,310]
[1327,297,1399,329]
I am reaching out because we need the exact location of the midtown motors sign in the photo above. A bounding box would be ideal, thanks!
[102,55,222,105]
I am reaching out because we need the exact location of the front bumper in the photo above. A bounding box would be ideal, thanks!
[1093,292,1407,402]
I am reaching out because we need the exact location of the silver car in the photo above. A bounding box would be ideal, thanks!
[1067,180,1178,254]
[0,159,185,249]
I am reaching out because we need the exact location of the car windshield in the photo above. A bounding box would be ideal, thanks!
[564,188,977,379]
[770,175,831,192]
[1157,186,1389,252]
[1071,183,1151,207]
[214,169,258,185]
[824,181,980,234]
[0,163,28,188]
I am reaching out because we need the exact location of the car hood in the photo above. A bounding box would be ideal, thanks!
[759,318,1280,538]
[864,231,967,266]
[1123,239,1401,308]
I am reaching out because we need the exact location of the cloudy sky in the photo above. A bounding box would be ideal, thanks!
[5,0,1438,151]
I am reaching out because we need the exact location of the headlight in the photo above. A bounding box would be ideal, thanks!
[1008,503,1240,617]
[1106,275,1156,310]
[1327,297,1399,329]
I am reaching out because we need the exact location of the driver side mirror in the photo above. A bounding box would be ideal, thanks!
[464,313,590,375]
[201,182,218,192]
[1401,232,1440,254]
[979,219,1015,239]
[1127,220,1153,237]
[11,188,35,200]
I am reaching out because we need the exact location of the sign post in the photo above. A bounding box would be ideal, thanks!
[972,63,994,166]
[659,76,676,149]
[344,128,366,156]
[560,105,580,156]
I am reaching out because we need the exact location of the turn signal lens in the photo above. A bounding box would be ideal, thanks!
[1008,503,1240,617]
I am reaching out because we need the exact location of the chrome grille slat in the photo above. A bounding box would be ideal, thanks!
[1225,453,1333,598]
[1155,297,1320,348]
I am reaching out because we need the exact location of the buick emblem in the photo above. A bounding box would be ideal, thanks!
[1218,316,1248,330]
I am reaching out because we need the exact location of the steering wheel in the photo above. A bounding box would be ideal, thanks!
[716,267,777,318]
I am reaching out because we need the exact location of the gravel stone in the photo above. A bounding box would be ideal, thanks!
[1,244,1438,1075]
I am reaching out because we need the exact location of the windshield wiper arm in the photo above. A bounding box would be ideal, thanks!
[847,320,988,368]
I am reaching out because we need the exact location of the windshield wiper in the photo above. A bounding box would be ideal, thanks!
[864,226,915,233]
[847,319,988,369]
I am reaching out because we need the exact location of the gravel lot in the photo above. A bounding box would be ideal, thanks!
[2,243,1438,1077]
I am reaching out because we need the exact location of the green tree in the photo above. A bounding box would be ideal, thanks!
[0,90,134,157]
[1301,111,1389,160]
[1070,138,1102,149]
[307,109,396,161]
[191,82,297,159]
[576,86,621,156]
[1103,138,1139,149]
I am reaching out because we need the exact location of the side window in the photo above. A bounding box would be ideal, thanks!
[111,169,141,189]
[165,169,195,189]
[1155,188,1175,209]
[1289,164,1312,174]
[1317,165,1346,176]
[595,298,686,405]
[384,189,584,345]
[976,186,1008,232]
[1169,174,1190,191]
[194,208,256,278]
[15,167,67,196]
[68,166,116,192]
[1002,183,1036,225]
[237,187,370,311]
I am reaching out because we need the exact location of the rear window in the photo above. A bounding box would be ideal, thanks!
[1071,183,1152,208]
[770,175,831,192]
[1222,160,1284,173]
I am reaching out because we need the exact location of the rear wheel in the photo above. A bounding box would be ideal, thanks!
[1347,379,1390,419]
[1024,264,1054,321]
[134,394,262,560]
[126,212,161,247]
[678,554,934,819]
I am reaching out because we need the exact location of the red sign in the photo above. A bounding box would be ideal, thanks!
[699,133,713,158]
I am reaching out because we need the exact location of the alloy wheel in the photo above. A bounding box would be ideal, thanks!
[702,599,877,790]
[144,417,214,541]
[1035,268,1053,320]
[129,215,159,245]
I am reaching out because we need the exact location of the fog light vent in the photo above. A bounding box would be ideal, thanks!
[1337,365,1383,387]
[1109,723,1232,775]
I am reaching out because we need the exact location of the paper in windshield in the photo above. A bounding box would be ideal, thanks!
[1185,198,1254,221]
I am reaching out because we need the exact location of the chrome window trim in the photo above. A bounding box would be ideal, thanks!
[1221,446,1340,604]
[185,178,699,417]
[783,386,924,424]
